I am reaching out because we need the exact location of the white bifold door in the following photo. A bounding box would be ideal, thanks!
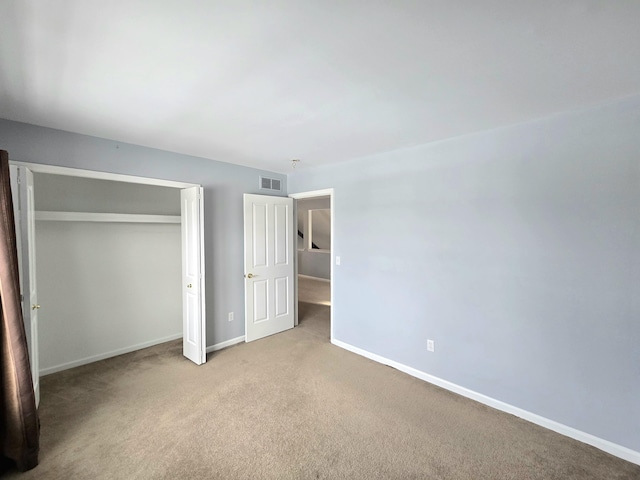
[9,166,40,407]
[181,186,206,364]
[243,194,294,342]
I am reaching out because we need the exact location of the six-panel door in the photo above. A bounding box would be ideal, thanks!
[244,194,294,342]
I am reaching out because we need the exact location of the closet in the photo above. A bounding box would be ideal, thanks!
[33,173,182,375]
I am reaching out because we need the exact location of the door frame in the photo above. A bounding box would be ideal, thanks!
[9,161,207,364]
[289,188,334,342]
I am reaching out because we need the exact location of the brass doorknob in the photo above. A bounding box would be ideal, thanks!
[32,304,41,310]
[246,273,254,279]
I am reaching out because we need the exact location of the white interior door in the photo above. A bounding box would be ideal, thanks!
[181,186,206,364]
[243,194,294,342]
[9,166,40,407]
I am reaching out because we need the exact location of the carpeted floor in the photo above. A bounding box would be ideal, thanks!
[3,301,639,479]
[298,275,330,306]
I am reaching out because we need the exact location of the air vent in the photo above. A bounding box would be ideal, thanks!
[259,176,282,192]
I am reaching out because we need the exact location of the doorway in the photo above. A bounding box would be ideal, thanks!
[290,189,334,342]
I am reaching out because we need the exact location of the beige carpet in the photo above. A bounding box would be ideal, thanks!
[3,304,639,479]
[298,275,330,306]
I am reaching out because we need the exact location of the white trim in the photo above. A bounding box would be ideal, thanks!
[197,186,207,364]
[40,333,182,376]
[35,211,181,224]
[298,274,330,283]
[10,161,198,189]
[206,335,245,354]
[330,192,333,341]
[289,188,335,341]
[294,200,300,326]
[331,339,640,466]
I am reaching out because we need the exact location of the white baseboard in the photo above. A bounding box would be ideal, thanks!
[40,333,183,376]
[206,335,245,353]
[41,334,246,376]
[298,274,330,283]
[331,339,640,466]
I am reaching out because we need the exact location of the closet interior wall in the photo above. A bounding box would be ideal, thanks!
[34,173,182,375]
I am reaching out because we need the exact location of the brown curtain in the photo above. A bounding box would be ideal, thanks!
[0,150,39,471]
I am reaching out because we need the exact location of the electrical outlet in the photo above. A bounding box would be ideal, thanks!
[336,256,341,265]
[228,312,234,322]
[427,339,435,352]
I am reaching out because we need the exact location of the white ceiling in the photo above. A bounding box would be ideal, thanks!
[1,1,639,173]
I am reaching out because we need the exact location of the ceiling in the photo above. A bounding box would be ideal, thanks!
[1,1,639,173]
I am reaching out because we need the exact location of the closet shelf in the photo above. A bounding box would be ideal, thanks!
[35,211,181,224]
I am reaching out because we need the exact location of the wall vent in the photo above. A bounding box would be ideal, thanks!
[259,176,282,192]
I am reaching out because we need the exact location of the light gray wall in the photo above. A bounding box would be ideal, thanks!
[0,119,286,347]
[33,173,181,214]
[288,95,640,453]
[297,197,330,279]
